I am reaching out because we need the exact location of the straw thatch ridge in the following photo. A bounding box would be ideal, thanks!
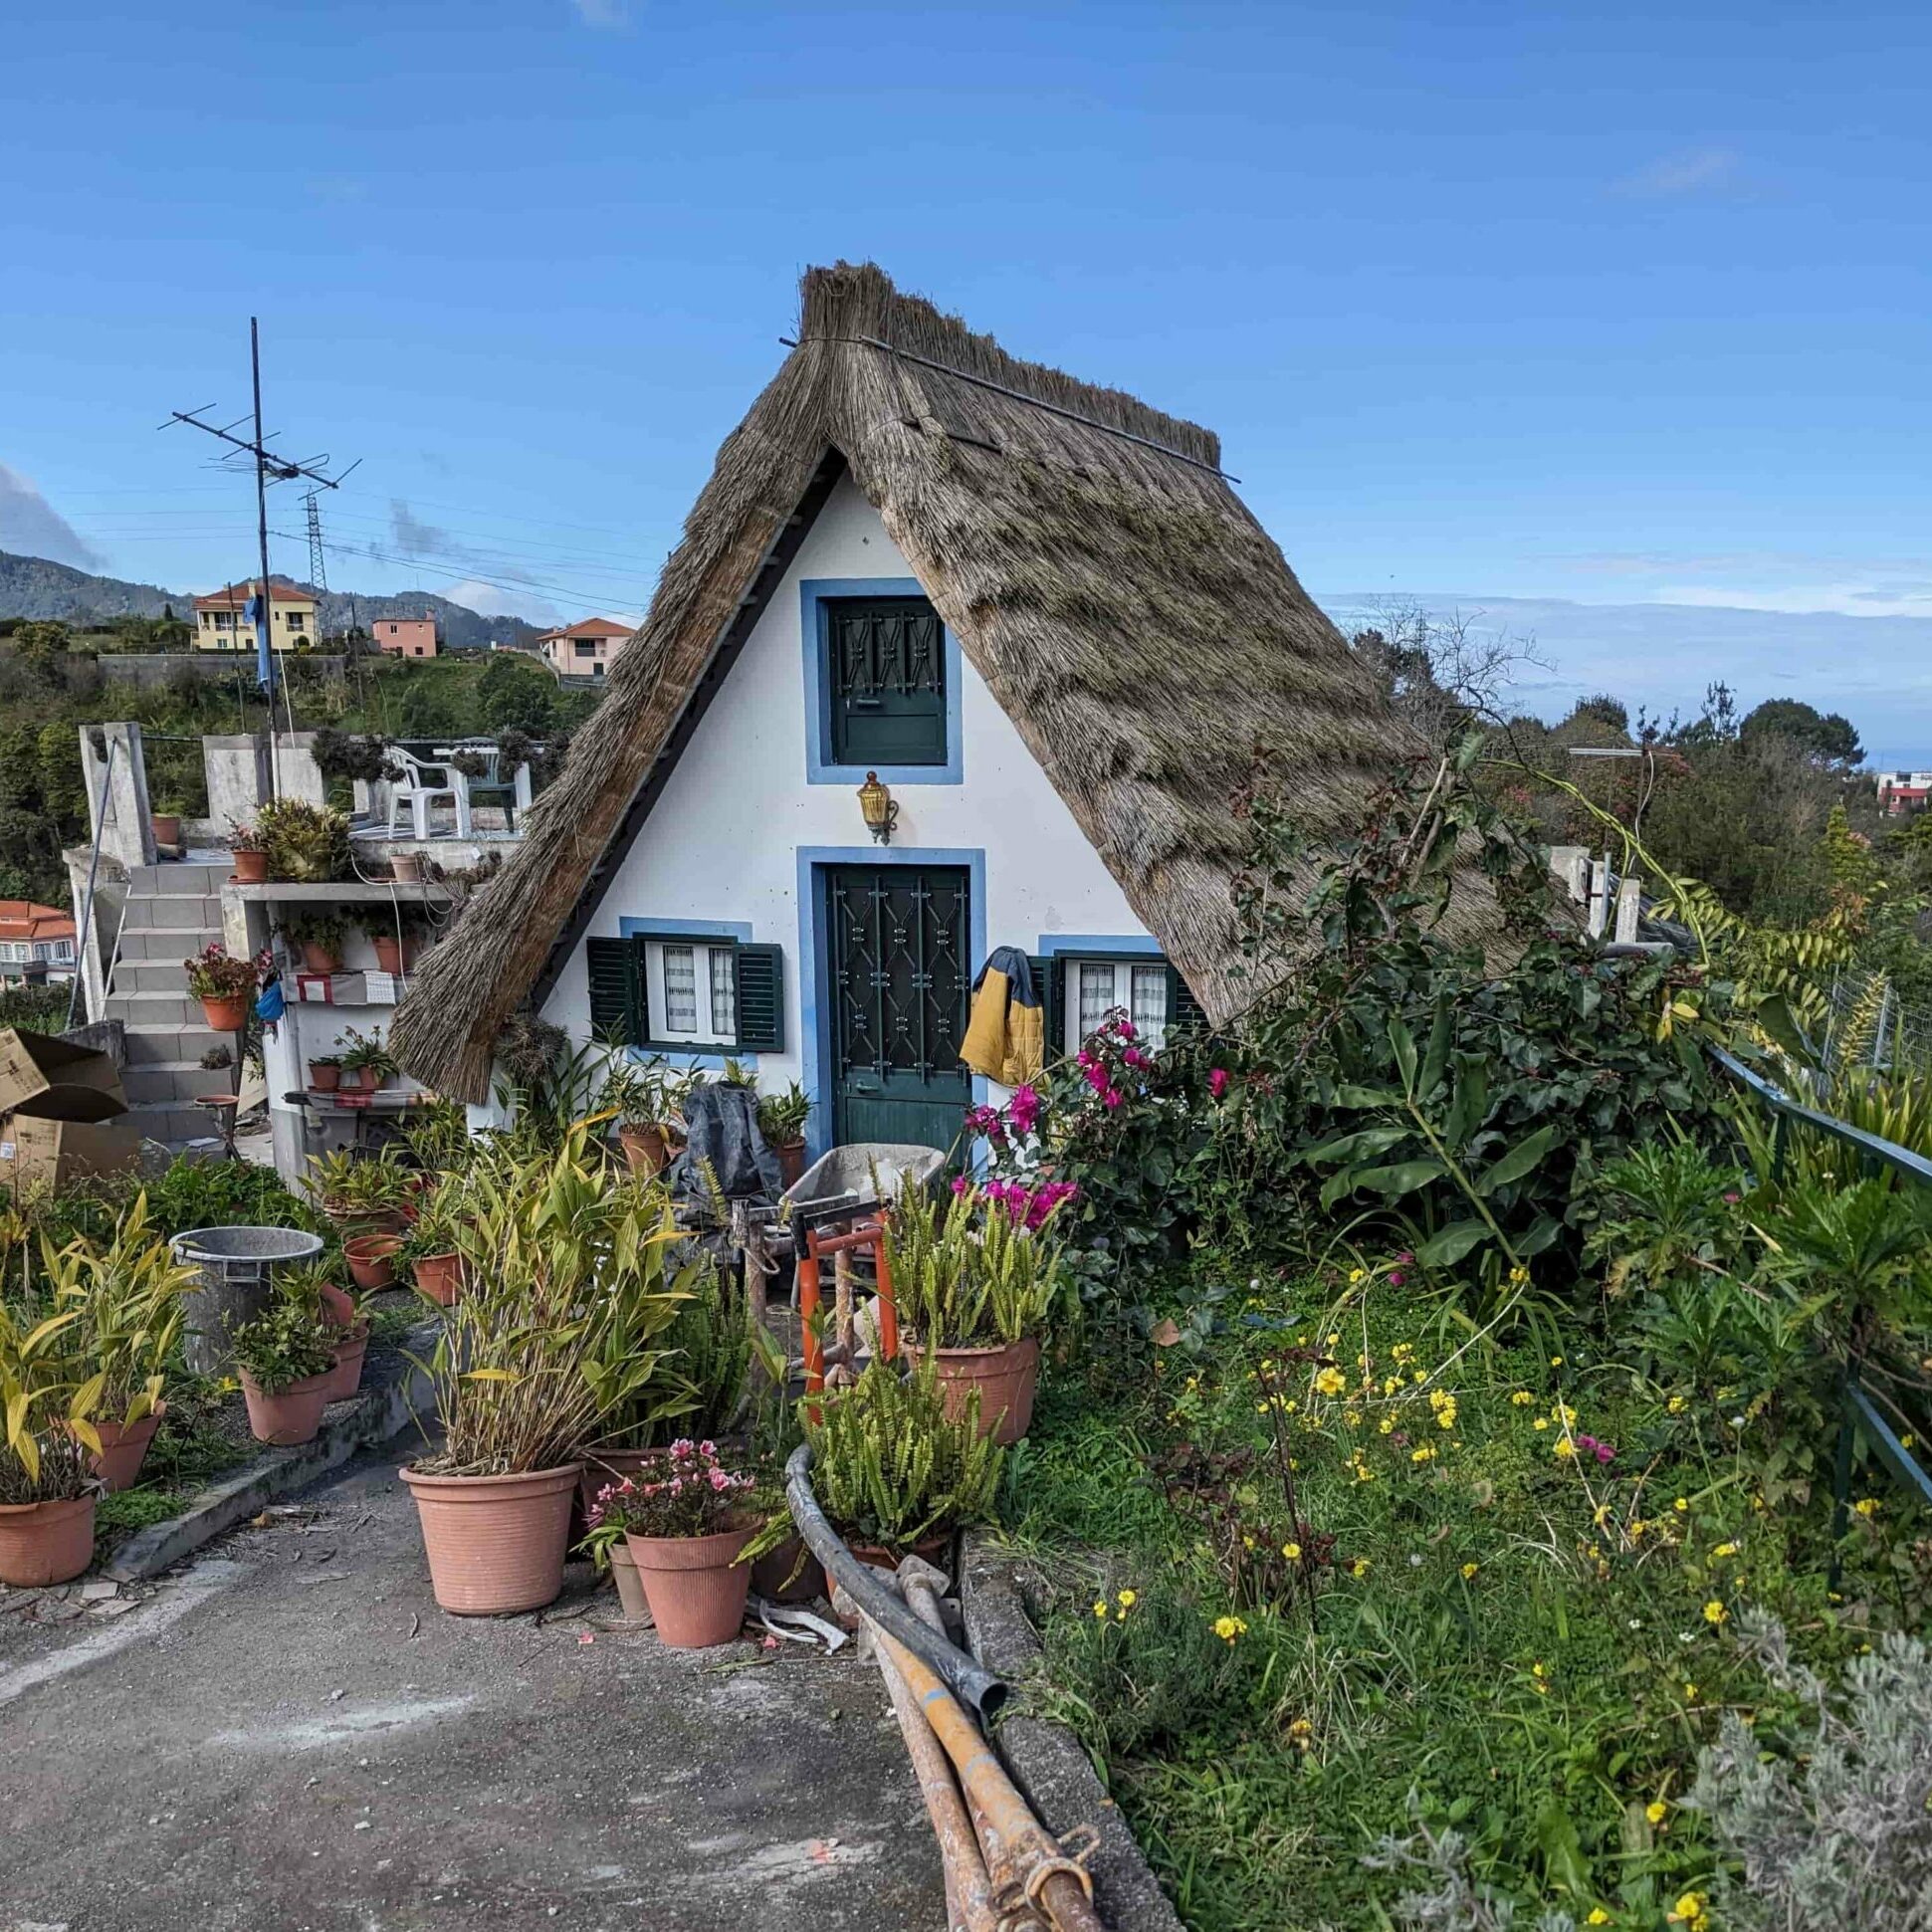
[392,262,1434,1103]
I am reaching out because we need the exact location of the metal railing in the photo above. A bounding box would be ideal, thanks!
[1711,1045,1932,1573]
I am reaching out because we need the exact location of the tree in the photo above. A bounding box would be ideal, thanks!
[1740,698,1862,767]
[475,652,556,735]
[1567,693,1629,734]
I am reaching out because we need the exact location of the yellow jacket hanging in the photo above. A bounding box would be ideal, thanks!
[960,947,1044,1088]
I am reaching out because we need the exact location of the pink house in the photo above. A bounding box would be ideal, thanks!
[377,615,438,658]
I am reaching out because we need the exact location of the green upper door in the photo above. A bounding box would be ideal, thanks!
[826,864,971,1156]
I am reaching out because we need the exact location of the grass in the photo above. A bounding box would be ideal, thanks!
[1000,1277,1923,1930]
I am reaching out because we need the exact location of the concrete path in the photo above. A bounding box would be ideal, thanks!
[0,1441,946,1932]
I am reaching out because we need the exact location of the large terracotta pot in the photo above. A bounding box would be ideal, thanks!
[321,1324,370,1403]
[609,1540,650,1621]
[150,812,181,848]
[627,1522,753,1647]
[344,1232,401,1291]
[301,943,342,974]
[849,1529,953,1575]
[922,1335,1041,1445]
[232,848,270,884]
[578,1445,653,1514]
[0,1496,96,1587]
[751,1532,826,1605]
[372,935,406,975]
[199,993,251,1032]
[618,1124,676,1178]
[402,1462,581,1616]
[318,1281,356,1329]
[389,852,425,884]
[309,1060,342,1092]
[91,1404,166,1493]
[413,1251,463,1308]
[774,1140,807,1190]
[240,1369,333,1445]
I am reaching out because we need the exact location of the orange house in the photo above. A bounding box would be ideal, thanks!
[376,616,439,658]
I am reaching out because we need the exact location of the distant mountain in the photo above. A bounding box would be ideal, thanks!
[0,550,543,651]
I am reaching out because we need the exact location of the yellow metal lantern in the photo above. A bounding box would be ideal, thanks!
[857,769,899,845]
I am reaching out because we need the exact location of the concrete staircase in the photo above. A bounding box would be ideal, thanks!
[104,861,240,1144]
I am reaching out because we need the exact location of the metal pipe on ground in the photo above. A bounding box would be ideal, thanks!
[885,1556,1102,1932]
[782,1444,1006,1719]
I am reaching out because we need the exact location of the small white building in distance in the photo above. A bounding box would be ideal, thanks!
[537,617,633,679]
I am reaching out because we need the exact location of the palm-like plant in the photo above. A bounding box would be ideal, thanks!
[1758,1176,1932,1340]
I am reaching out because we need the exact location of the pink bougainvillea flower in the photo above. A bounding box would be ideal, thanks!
[1209,1068,1230,1099]
[1117,1019,1137,1039]
[1008,1084,1042,1135]
[1388,1269,1406,1288]
[1103,1088,1124,1109]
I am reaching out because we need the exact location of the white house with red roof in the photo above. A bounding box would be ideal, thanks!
[536,616,633,679]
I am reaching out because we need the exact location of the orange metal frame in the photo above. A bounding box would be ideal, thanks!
[796,1216,899,1395]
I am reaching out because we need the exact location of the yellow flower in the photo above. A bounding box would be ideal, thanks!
[1326,1331,1340,1346]
[1511,1390,1534,1405]
[1411,1445,1436,1463]
[1703,1599,1728,1625]
[1852,1497,1879,1519]
[1666,1394,1688,1414]
[1673,1497,1689,1513]
[1460,1561,1479,1579]
[1553,1438,1577,1460]
[1713,1542,1738,1559]
[1117,1589,1137,1610]
[1283,1542,1302,1562]
[1093,1600,1109,1620]
[1903,1433,1916,1450]
[1553,1401,1577,1425]
[1549,1353,1563,1365]
[1588,1911,1611,1926]
[1508,1265,1530,1286]
[1411,1370,1426,1385]
[1392,1343,1413,1363]
[1682,1681,1698,1701]
[1351,1558,1371,1580]
[1645,1800,1669,1825]
[1379,1416,1395,1434]
[1315,1367,1346,1396]
[1212,1614,1248,1643]
[1288,1715,1314,1750]
[1668,1892,1707,1926]
[1348,1268,1365,1284]
[1533,1417,1550,1431]
[1345,1409,1363,1427]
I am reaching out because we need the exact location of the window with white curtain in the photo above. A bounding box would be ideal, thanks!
[1063,958,1169,1055]
[644,939,738,1047]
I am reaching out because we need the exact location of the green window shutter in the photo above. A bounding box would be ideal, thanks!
[1028,956,1062,1059]
[734,944,784,1053]
[1167,966,1206,1035]
[585,936,637,1043]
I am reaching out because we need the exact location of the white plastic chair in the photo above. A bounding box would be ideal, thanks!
[384,749,471,840]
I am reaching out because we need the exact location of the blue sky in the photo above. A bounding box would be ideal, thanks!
[3,2,1929,763]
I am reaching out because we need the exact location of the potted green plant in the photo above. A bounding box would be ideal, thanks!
[588,1439,758,1647]
[888,1180,1065,1444]
[279,1258,369,1402]
[363,907,429,976]
[280,909,352,974]
[226,1297,340,1444]
[228,817,270,884]
[338,1026,398,1094]
[41,1192,195,1492]
[399,1185,465,1308]
[307,1147,412,1227]
[255,796,352,883]
[149,790,187,850]
[183,942,260,1032]
[389,850,426,884]
[600,1053,689,1178]
[308,1053,343,1094]
[399,1124,685,1615]
[755,1082,812,1189]
[0,1297,100,1587]
[767,1353,1005,1569]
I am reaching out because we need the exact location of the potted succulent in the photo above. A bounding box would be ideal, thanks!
[589,1439,758,1648]
[399,1124,685,1615]
[308,1053,343,1094]
[0,1296,101,1587]
[889,1180,1065,1445]
[42,1192,195,1492]
[280,1259,369,1402]
[756,1353,1004,1571]
[338,1026,398,1094]
[280,909,352,974]
[226,1297,340,1444]
[756,1082,812,1190]
[255,796,352,884]
[228,817,271,884]
[183,942,260,1032]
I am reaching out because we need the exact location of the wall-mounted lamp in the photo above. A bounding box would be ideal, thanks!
[857,769,899,846]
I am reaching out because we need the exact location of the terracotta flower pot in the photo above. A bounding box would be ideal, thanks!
[91,1403,166,1494]
[344,1232,401,1290]
[751,1532,826,1606]
[321,1324,370,1402]
[389,852,425,884]
[239,1369,334,1446]
[849,1530,953,1574]
[0,1495,96,1588]
[922,1335,1041,1445]
[775,1140,807,1189]
[318,1281,356,1328]
[412,1250,463,1307]
[232,848,270,884]
[617,1124,674,1178]
[150,812,181,848]
[198,992,251,1031]
[609,1540,651,1621]
[578,1445,653,1514]
[402,1462,581,1616]
[372,935,405,975]
[627,1522,754,1647]
[301,943,343,974]
[309,1061,342,1092]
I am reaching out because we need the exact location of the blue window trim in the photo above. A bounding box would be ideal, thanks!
[1034,933,1164,958]
[617,915,756,1073]
[796,845,987,1163]
[800,576,965,786]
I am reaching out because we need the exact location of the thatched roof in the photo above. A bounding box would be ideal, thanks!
[394,262,1431,1103]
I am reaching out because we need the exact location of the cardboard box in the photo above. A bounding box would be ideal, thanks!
[0,1025,142,1193]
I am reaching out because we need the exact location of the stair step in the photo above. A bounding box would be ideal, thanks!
[124,895,224,931]
[123,1101,226,1144]
[126,863,232,895]
[122,1062,238,1106]
[121,1023,229,1065]
[113,926,212,963]
[115,959,192,994]
[104,990,209,1029]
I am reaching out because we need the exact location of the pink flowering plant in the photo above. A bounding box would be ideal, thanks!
[586,1438,755,1544]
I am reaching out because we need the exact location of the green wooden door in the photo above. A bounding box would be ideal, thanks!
[827,864,971,1155]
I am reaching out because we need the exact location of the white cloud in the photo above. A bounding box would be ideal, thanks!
[441,578,565,628]
[1611,145,1743,200]
[0,464,102,569]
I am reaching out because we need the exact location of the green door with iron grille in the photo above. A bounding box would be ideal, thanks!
[826,864,971,1155]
